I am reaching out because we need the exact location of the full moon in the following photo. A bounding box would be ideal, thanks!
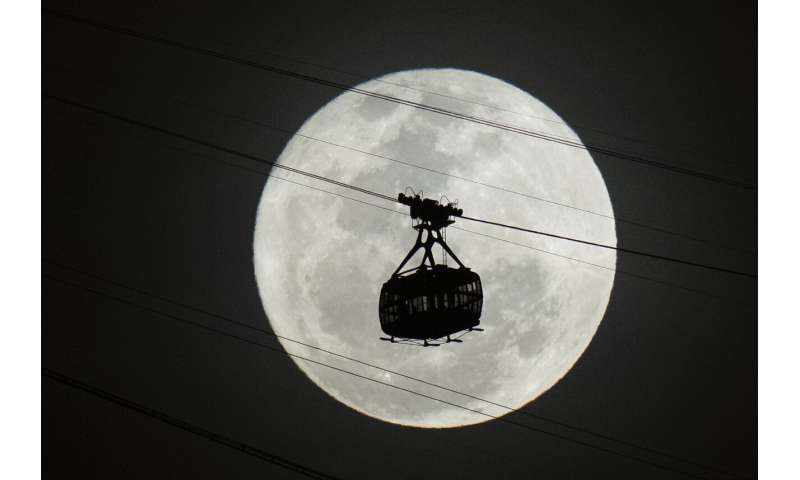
[253,69,616,428]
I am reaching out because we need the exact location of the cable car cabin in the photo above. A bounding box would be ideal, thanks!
[379,266,482,340]
[378,192,484,345]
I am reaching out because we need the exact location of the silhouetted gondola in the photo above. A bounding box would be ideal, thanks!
[379,192,483,346]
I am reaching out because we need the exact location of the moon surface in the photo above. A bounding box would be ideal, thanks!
[253,69,616,428]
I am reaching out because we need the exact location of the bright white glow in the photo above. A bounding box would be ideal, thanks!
[253,69,616,428]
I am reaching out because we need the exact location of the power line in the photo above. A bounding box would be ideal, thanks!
[40,109,752,306]
[43,273,739,480]
[459,215,756,278]
[45,94,395,203]
[44,94,757,279]
[198,31,741,173]
[45,59,756,256]
[42,107,752,306]
[172,96,756,257]
[43,368,342,480]
[44,258,751,480]
[450,225,753,306]
[44,8,756,190]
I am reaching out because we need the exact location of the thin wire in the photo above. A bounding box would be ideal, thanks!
[43,273,741,480]
[450,226,753,306]
[43,368,342,480]
[45,59,756,256]
[44,94,395,203]
[44,257,751,479]
[237,47,701,156]
[459,215,756,279]
[42,110,751,306]
[201,30,722,165]
[43,8,756,190]
[41,110,751,307]
[173,97,755,256]
[44,94,757,279]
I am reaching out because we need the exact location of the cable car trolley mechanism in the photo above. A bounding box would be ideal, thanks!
[379,192,484,346]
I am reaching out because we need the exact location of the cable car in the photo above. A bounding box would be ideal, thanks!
[379,193,483,346]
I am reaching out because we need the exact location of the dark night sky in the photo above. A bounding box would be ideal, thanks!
[43,1,756,478]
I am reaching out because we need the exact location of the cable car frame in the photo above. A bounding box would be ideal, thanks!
[378,193,484,346]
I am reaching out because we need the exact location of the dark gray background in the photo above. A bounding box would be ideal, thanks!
[43,1,756,478]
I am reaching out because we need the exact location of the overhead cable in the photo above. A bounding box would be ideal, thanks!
[45,258,751,480]
[44,368,342,480]
[45,273,739,480]
[45,94,757,279]
[44,8,756,190]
